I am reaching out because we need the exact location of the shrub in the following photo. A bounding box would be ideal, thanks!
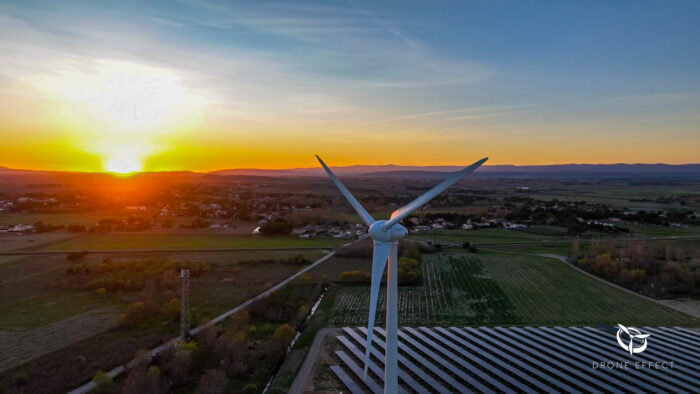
[91,370,112,392]
[244,383,258,393]
[117,301,147,328]
[273,324,296,345]
[338,270,371,283]
[462,241,471,249]
[123,365,160,394]
[398,257,422,286]
[195,369,227,394]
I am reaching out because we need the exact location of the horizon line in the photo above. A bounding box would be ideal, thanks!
[2,162,700,175]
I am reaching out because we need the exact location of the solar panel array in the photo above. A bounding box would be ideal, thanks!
[330,326,700,393]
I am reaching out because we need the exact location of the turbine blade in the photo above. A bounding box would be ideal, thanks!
[363,241,391,380]
[316,155,375,226]
[383,157,488,229]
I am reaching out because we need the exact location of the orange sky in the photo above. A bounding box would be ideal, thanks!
[2,2,699,173]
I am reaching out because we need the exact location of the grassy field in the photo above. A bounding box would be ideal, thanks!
[479,253,697,326]
[622,223,700,237]
[0,233,80,252]
[0,212,162,226]
[479,242,574,256]
[326,253,697,327]
[42,233,345,251]
[408,228,565,245]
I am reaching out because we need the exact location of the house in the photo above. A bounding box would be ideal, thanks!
[9,224,34,233]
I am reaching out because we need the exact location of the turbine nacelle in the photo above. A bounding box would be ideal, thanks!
[369,220,407,242]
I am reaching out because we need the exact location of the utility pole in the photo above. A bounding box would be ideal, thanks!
[180,268,190,340]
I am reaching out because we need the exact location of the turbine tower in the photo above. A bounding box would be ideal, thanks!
[316,155,487,393]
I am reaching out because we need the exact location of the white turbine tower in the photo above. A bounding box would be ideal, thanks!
[316,155,488,393]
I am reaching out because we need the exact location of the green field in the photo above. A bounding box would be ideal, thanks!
[43,234,345,251]
[326,253,697,327]
[329,254,519,326]
[0,233,80,252]
[479,253,696,325]
[622,223,700,237]
[0,250,324,330]
[409,228,564,245]
[0,212,133,226]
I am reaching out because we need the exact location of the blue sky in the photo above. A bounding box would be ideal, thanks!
[1,0,699,170]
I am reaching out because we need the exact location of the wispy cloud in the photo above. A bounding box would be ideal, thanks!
[0,0,492,128]
[348,0,420,48]
[369,104,537,124]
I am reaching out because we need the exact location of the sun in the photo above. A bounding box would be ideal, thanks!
[27,60,206,172]
[104,154,142,174]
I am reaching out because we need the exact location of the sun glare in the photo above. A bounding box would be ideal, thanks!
[103,146,145,174]
[27,60,206,172]
[104,155,142,174]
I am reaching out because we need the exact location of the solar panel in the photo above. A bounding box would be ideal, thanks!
[329,327,700,394]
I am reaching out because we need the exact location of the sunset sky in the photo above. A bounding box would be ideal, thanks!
[1,0,699,173]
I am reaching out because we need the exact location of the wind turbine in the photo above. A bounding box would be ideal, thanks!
[316,155,488,393]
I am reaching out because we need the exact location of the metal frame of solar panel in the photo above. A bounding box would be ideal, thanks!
[329,326,700,394]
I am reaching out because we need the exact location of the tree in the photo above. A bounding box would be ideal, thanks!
[259,220,293,235]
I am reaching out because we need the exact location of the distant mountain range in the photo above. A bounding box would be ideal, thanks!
[210,163,700,179]
[2,163,700,180]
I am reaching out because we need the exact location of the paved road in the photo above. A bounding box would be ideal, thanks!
[288,327,342,394]
[67,237,366,394]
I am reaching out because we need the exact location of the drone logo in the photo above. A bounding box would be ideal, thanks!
[616,324,651,356]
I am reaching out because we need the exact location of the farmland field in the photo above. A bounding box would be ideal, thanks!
[42,233,344,251]
[328,254,519,326]
[0,233,81,252]
[480,253,697,325]
[327,253,698,327]
[408,228,564,245]
[621,223,700,237]
[0,250,327,393]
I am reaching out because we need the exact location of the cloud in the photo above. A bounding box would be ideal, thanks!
[0,0,492,130]
[369,104,536,124]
